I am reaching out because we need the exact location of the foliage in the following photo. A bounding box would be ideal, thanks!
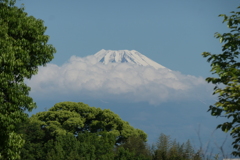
[116,136,152,159]
[44,132,115,160]
[19,123,116,160]
[32,101,147,144]
[19,112,203,159]
[202,5,240,157]
[114,146,151,160]
[152,133,201,160]
[0,0,56,159]
[18,101,148,159]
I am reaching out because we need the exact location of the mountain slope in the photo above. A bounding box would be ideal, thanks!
[94,49,166,69]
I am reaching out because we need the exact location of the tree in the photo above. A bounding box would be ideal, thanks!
[33,101,147,144]
[0,0,56,159]
[154,133,171,160]
[18,101,147,159]
[152,133,199,160]
[202,6,240,157]
[25,129,116,160]
[117,136,152,159]
[77,131,116,160]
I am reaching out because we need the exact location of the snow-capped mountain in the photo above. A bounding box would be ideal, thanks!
[94,49,165,69]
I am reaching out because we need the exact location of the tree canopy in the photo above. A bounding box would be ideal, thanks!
[0,0,56,159]
[18,102,201,159]
[202,6,240,157]
[30,101,147,144]
[18,101,151,160]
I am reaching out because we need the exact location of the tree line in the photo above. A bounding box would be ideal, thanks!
[17,101,202,160]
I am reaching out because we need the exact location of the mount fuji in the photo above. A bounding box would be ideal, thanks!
[27,49,231,156]
[94,49,166,69]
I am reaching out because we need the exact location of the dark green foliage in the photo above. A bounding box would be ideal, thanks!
[17,101,205,160]
[19,123,116,159]
[152,133,200,160]
[116,136,152,160]
[19,119,201,160]
[45,134,81,160]
[77,132,115,160]
[114,147,136,160]
[0,0,56,159]
[202,5,240,157]
[18,101,148,159]
[18,119,46,159]
[33,101,147,144]
[114,147,151,160]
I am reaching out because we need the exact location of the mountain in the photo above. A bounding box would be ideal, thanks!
[94,49,166,69]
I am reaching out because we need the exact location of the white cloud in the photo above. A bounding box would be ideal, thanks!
[27,55,213,105]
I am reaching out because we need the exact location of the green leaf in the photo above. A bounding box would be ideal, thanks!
[0,1,56,159]
[202,4,240,156]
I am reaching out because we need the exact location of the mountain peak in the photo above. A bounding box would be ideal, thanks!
[94,49,165,69]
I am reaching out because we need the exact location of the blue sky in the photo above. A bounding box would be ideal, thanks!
[17,0,240,157]
[17,0,239,77]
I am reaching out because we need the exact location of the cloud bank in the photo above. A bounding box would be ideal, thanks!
[27,55,213,105]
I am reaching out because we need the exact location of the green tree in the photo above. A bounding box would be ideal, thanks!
[77,132,116,160]
[118,136,152,159]
[0,0,56,159]
[18,101,147,159]
[114,147,136,160]
[18,118,46,159]
[152,133,199,160]
[45,133,82,160]
[202,6,240,157]
[183,140,195,159]
[153,133,171,160]
[33,101,147,144]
